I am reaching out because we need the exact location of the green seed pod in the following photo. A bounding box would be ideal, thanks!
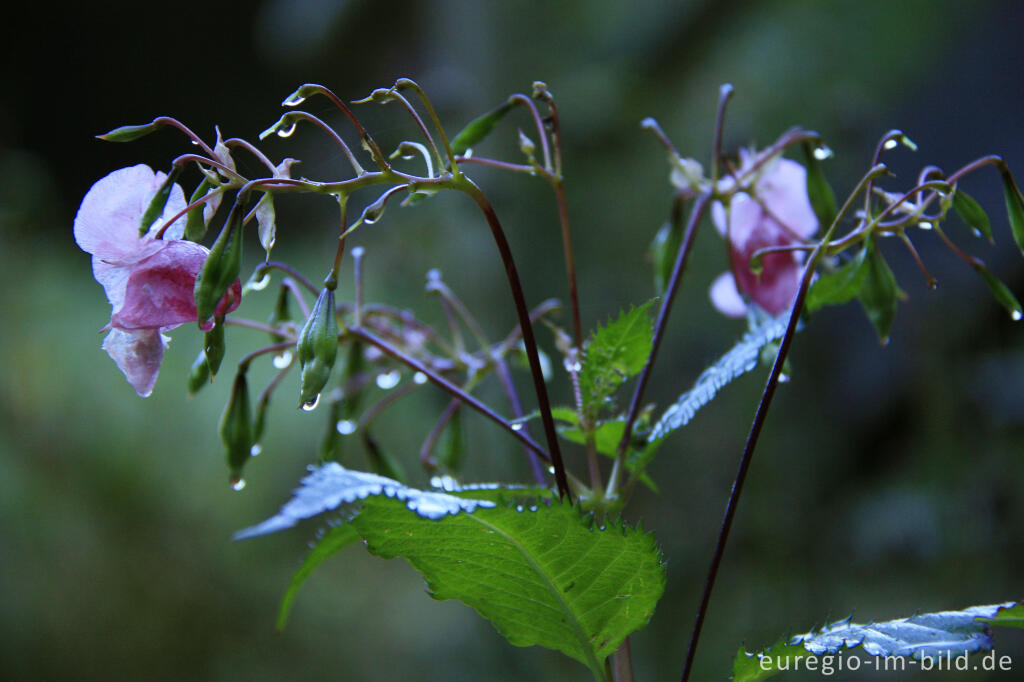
[220,372,253,482]
[184,177,215,242]
[187,349,211,395]
[252,395,270,445]
[296,287,339,407]
[194,203,244,324]
[96,120,164,143]
[139,166,182,236]
[204,317,226,377]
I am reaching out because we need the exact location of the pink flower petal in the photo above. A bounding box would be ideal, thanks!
[110,241,210,330]
[709,272,747,318]
[101,328,169,397]
[756,158,818,239]
[74,165,187,262]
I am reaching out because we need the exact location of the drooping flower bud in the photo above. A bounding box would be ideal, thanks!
[194,203,244,325]
[296,287,339,407]
[187,349,211,395]
[220,372,253,485]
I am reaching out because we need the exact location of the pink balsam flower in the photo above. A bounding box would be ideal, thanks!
[74,165,240,397]
[710,151,818,317]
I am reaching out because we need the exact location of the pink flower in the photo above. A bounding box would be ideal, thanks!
[74,165,241,397]
[710,151,818,317]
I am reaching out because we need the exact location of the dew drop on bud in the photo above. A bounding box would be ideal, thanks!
[336,419,357,435]
[277,123,298,138]
[376,370,401,390]
[302,394,321,411]
[1012,310,1022,322]
[813,144,833,161]
[918,221,933,230]
[283,93,306,107]
[272,350,293,369]
[230,476,246,491]
[778,373,791,383]
[413,371,428,385]
[883,139,899,150]
[250,444,262,457]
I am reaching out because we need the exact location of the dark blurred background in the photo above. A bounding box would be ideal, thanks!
[2,1,1023,680]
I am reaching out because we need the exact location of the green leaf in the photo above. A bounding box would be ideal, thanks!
[974,264,1023,321]
[805,241,870,313]
[857,239,903,344]
[952,189,993,242]
[276,524,359,630]
[240,465,660,679]
[1000,167,1024,258]
[580,301,655,417]
[978,602,1024,629]
[802,141,837,230]
[649,310,789,443]
[736,601,1020,681]
[354,497,665,679]
[449,101,515,156]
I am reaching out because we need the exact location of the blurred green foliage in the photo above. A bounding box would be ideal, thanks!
[3,0,1024,679]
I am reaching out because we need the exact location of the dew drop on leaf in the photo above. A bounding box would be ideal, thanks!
[413,371,428,385]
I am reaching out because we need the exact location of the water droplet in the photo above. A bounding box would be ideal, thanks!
[246,273,271,291]
[250,444,262,457]
[883,139,899,150]
[918,221,933,230]
[413,371,428,385]
[272,350,293,369]
[971,228,983,238]
[351,246,365,259]
[813,144,833,161]
[1012,310,1022,322]
[778,373,790,383]
[283,93,306,107]
[276,122,297,138]
[336,419,357,435]
[562,356,582,373]
[547,466,556,475]
[426,268,442,283]
[510,422,524,432]
[302,394,321,411]
[376,370,401,390]
[230,476,246,491]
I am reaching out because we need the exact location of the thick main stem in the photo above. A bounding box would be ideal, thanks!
[459,178,571,498]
